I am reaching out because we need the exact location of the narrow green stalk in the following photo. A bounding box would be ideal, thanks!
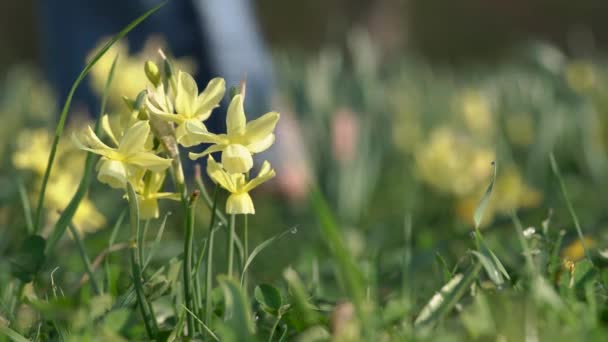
[104,210,126,294]
[227,214,236,278]
[183,191,199,336]
[34,1,167,232]
[126,183,159,339]
[205,186,220,325]
[402,212,412,301]
[68,224,101,295]
[549,153,594,265]
[17,177,33,234]
[243,214,249,290]
[138,219,149,272]
[510,211,537,275]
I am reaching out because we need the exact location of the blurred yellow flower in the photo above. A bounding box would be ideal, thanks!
[456,167,541,226]
[146,72,225,147]
[415,127,494,196]
[188,94,280,174]
[13,129,62,175]
[206,156,275,214]
[72,121,172,189]
[562,237,596,262]
[459,90,493,138]
[88,38,194,108]
[565,61,596,93]
[45,174,106,233]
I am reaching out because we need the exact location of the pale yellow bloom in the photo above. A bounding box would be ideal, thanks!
[206,156,275,214]
[134,171,180,219]
[72,120,172,189]
[146,72,225,147]
[188,94,280,174]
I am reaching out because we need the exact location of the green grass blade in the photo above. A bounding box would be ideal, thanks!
[414,262,482,328]
[181,305,220,341]
[34,0,167,233]
[143,211,172,270]
[44,53,121,255]
[549,153,594,265]
[309,187,367,319]
[68,224,101,295]
[17,177,33,234]
[473,161,496,230]
[240,226,296,286]
[218,276,256,338]
[0,324,29,342]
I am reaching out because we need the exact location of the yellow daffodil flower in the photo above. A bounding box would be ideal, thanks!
[72,120,172,189]
[206,156,275,214]
[146,71,225,147]
[134,171,180,219]
[188,94,280,174]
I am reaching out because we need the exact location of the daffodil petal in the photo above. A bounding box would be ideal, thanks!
[188,144,226,160]
[226,94,246,135]
[185,121,228,144]
[97,159,128,189]
[243,160,276,192]
[245,111,280,142]
[194,77,225,120]
[246,134,275,153]
[206,156,237,193]
[127,152,172,172]
[71,131,117,159]
[176,121,206,147]
[175,71,198,116]
[149,192,181,201]
[221,144,253,174]
[139,197,160,219]
[101,114,119,146]
[149,110,184,124]
[118,121,151,154]
[226,193,255,214]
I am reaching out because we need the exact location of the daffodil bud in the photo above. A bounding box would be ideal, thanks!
[226,193,255,214]
[144,60,161,87]
[97,159,127,189]
[222,144,253,174]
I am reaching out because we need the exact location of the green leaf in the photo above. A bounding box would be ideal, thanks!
[218,276,255,340]
[241,226,295,286]
[102,308,130,332]
[283,268,320,330]
[10,235,46,282]
[254,284,283,314]
[0,324,29,342]
[473,161,496,230]
[309,188,366,319]
[471,251,504,286]
[414,262,482,328]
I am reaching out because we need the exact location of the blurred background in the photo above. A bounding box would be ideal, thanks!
[2,0,608,312]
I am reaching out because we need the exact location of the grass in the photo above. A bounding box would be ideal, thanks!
[2,4,608,342]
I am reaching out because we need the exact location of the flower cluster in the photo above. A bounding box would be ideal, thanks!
[74,57,279,217]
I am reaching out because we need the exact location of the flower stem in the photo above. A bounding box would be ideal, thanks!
[183,191,199,336]
[243,214,249,289]
[227,214,236,278]
[126,183,158,339]
[204,186,220,325]
[68,224,100,295]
